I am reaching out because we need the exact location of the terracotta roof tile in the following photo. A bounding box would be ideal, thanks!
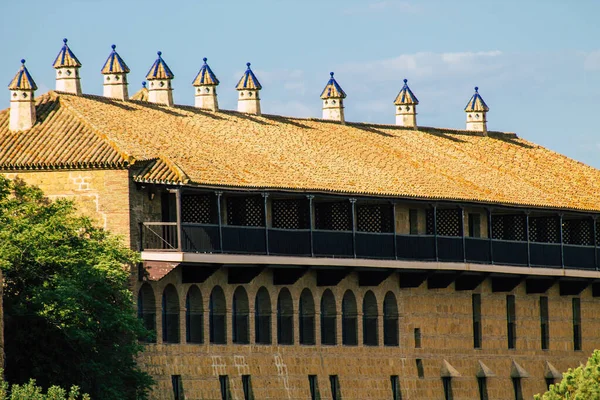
[1,91,600,212]
[8,60,38,91]
[130,84,149,101]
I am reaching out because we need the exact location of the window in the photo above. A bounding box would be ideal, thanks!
[219,375,231,400]
[162,284,180,343]
[172,375,183,400]
[321,290,337,345]
[356,203,394,233]
[391,375,402,400]
[540,296,549,350]
[233,287,250,344]
[477,377,488,400]
[210,286,227,344]
[416,359,424,379]
[277,288,294,345]
[299,289,315,345]
[545,378,555,391]
[186,286,203,344]
[507,295,516,349]
[362,291,378,346]
[137,283,156,342]
[573,298,582,351]
[472,294,482,349]
[315,201,352,231]
[342,291,358,346]
[308,375,319,400]
[469,213,481,237]
[226,196,264,227]
[272,198,310,229]
[242,375,253,400]
[383,292,399,346]
[512,377,523,400]
[329,375,341,400]
[414,328,421,348]
[442,377,453,400]
[255,287,272,344]
[409,209,419,234]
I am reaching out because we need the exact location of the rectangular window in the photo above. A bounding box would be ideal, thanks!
[469,213,481,237]
[442,377,453,400]
[540,296,549,350]
[472,294,482,349]
[545,378,555,391]
[512,377,523,400]
[219,375,231,400]
[416,359,424,379]
[409,209,419,235]
[308,375,319,400]
[507,295,516,349]
[477,377,488,400]
[242,375,253,400]
[329,375,341,400]
[171,375,183,400]
[391,375,402,400]
[414,328,421,348]
[573,298,582,351]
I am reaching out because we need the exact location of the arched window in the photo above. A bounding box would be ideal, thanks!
[255,287,272,344]
[162,284,180,343]
[299,289,315,345]
[186,285,203,344]
[383,292,399,346]
[209,286,226,344]
[277,288,294,345]
[363,291,379,346]
[233,287,249,344]
[321,289,337,345]
[342,290,358,346]
[137,283,156,343]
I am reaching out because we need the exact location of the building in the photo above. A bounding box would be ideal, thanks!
[2,40,600,400]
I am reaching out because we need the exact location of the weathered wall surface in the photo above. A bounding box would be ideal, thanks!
[137,267,598,400]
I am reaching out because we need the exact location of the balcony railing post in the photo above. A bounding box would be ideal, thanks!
[139,222,144,251]
[391,201,398,260]
[350,198,357,258]
[433,204,438,261]
[525,211,531,267]
[487,208,494,264]
[175,189,183,251]
[460,206,466,262]
[559,213,564,268]
[307,195,314,257]
[263,192,269,255]
[593,216,598,271]
[216,191,223,253]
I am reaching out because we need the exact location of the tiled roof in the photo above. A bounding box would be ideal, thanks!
[145,51,174,80]
[2,91,600,213]
[465,87,489,112]
[235,63,262,90]
[320,72,347,99]
[52,38,82,69]
[8,60,38,91]
[101,45,130,74]
[394,79,418,105]
[130,82,149,101]
[192,58,219,86]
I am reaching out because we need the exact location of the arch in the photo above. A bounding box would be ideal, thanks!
[363,290,379,346]
[209,286,226,344]
[255,287,272,344]
[342,290,358,346]
[162,284,180,343]
[137,283,156,342]
[299,289,315,345]
[232,286,249,344]
[320,289,337,345]
[186,285,203,344]
[383,291,399,346]
[277,288,294,345]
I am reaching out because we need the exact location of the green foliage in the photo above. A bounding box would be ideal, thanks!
[0,371,90,400]
[535,350,600,399]
[0,177,153,399]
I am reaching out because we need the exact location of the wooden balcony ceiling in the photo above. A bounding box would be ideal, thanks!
[1,91,600,212]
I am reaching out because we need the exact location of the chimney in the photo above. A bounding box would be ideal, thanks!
[101,44,130,100]
[235,62,262,115]
[53,38,82,95]
[394,79,419,128]
[320,72,346,122]
[145,51,174,106]
[8,59,37,131]
[465,86,489,133]
[192,58,219,111]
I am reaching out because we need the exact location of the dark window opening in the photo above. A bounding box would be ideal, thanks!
[414,328,421,348]
[491,214,526,241]
[162,284,180,343]
[507,295,516,349]
[272,198,310,229]
[277,288,294,345]
[427,208,461,237]
[409,209,419,235]
[442,377,453,400]
[226,196,265,227]
[210,286,226,344]
[540,296,549,350]
[329,375,341,400]
[384,292,399,346]
[321,290,337,345]
[573,298,582,351]
[530,216,560,243]
[391,375,402,400]
[242,375,253,400]
[186,286,204,344]
[181,193,218,224]
[255,287,272,344]
[233,287,250,344]
[472,294,482,349]
[315,201,352,231]
[356,203,393,233]
[563,218,593,245]
[362,291,378,346]
[477,377,488,400]
[172,375,183,400]
[308,375,319,400]
[342,291,358,346]
[416,359,424,379]
[469,213,481,237]
[545,378,555,391]
[137,284,156,343]
[512,377,523,400]
[300,289,316,345]
[219,375,231,400]
[161,191,176,222]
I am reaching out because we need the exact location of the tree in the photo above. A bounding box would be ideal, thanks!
[0,370,90,400]
[0,177,153,399]
[535,350,600,399]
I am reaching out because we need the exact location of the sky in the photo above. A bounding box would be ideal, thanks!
[1,0,600,167]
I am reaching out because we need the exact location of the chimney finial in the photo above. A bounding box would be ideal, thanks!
[465,86,489,134]
[320,71,346,122]
[9,58,38,131]
[101,43,130,100]
[235,62,262,115]
[53,37,82,95]
[394,78,419,128]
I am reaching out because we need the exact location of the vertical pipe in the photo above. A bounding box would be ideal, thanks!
[216,191,223,253]
[175,189,183,251]
[525,212,531,267]
[392,202,398,260]
[308,195,314,257]
[460,206,466,262]
[263,193,269,255]
[350,198,357,258]
[433,204,438,261]
[559,214,564,268]
[487,208,494,264]
[138,222,144,251]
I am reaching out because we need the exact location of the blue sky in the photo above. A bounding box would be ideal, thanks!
[2,0,600,167]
